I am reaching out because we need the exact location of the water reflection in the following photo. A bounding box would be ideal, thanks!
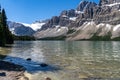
[6,41,45,62]
[38,41,120,62]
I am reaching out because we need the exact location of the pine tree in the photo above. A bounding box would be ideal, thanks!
[0,25,5,46]
[0,6,14,46]
[1,9,14,44]
[0,5,5,46]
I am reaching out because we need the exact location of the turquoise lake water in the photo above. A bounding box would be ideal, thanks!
[0,41,120,80]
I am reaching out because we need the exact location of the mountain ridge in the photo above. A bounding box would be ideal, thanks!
[8,0,120,40]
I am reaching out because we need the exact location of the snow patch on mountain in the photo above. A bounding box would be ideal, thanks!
[22,22,45,31]
[69,17,77,21]
[75,10,84,14]
[113,24,120,31]
[104,2,120,7]
[61,15,68,18]
[106,24,112,30]
[96,23,104,28]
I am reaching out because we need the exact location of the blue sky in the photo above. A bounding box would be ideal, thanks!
[0,0,99,23]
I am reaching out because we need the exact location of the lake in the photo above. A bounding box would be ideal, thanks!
[0,41,120,80]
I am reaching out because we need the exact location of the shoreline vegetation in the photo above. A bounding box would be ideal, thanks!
[13,35,35,41]
[14,36,120,41]
[35,36,120,41]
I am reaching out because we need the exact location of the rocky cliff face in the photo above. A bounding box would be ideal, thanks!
[94,0,120,25]
[34,1,98,39]
[99,0,120,5]
[33,0,120,40]
[8,0,120,40]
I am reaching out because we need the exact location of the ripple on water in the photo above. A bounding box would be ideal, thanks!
[1,41,120,80]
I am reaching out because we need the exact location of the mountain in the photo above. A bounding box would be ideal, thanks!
[8,0,120,40]
[33,0,120,40]
[7,21,35,36]
[7,21,46,36]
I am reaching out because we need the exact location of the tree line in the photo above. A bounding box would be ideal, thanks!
[0,6,14,46]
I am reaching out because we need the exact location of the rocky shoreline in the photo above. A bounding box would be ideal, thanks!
[0,61,29,80]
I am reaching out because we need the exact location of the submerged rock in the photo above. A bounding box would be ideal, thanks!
[40,63,48,67]
[26,58,31,61]
[0,72,6,76]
